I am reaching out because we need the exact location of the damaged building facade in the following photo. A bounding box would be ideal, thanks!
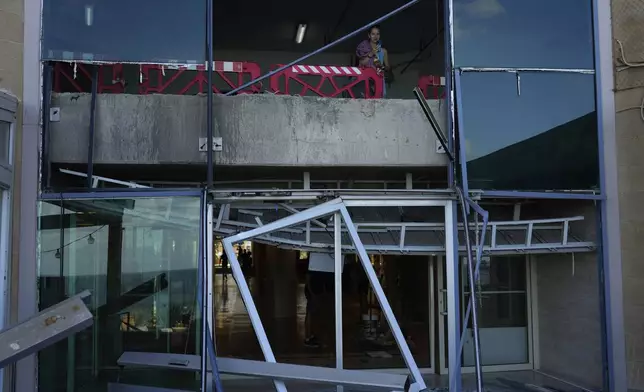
[5,0,644,391]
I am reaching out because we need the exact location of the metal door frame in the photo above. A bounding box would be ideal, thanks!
[220,197,458,392]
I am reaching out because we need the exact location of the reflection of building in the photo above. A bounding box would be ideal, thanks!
[4,0,643,392]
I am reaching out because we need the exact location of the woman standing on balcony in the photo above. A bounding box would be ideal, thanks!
[356,25,391,96]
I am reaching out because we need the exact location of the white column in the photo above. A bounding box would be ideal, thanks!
[334,213,343,392]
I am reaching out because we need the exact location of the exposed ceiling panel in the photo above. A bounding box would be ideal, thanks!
[214,0,443,53]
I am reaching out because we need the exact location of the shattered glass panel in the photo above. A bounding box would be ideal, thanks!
[453,0,594,69]
[42,0,207,63]
[459,71,599,191]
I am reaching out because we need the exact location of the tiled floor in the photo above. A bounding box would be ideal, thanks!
[213,273,591,391]
[214,272,431,369]
[217,371,590,391]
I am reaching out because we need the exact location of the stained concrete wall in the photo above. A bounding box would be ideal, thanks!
[612,0,644,387]
[615,87,644,390]
[524,202,603,389]
[0,0,23,97]
[49,93,448,167]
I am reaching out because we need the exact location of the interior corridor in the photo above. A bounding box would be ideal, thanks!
[214,243,432,370]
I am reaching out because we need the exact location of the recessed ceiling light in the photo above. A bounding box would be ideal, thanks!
[295,24,307,44]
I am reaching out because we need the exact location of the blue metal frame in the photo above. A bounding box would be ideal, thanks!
[206,0,214,187]
[197,196,223,391]
[38,189,203,200]
[197,192,208,392]
[595,201,610,392]
[445,3,455,188]
[41,63,53,191]
[454,70,470,210]
[445,0,462,389]
[479,190,604,200]
[592,0,624,389]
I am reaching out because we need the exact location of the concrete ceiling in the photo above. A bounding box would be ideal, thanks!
[213,0,443,53]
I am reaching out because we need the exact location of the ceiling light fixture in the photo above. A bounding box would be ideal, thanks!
[85,5,94,26]
[295,23,307,44]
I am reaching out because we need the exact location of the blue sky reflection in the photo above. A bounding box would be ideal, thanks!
[454,0,594,69]
[42,0,206,63]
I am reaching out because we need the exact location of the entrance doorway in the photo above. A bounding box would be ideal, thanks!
[435,255,533,374]
[212,197,458,391]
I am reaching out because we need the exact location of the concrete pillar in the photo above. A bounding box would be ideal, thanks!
[251,243,297,319]
[266,246,297,319]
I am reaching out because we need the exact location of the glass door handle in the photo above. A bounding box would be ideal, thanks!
[439,289,447,315]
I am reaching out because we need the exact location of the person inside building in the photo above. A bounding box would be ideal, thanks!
[356,24,391,96]
[220,251,228,280]
[304,252,335,348]
[240,248,253,280]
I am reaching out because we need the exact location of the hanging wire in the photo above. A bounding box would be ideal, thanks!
[616,39,644,72]
[42,225,107,254]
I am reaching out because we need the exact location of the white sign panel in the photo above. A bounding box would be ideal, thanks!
[50,107,61,122]
[308,252,345,273]
[198,137,223,152]
[435,139,446,154]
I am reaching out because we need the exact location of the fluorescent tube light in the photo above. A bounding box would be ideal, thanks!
[295,24,307,44]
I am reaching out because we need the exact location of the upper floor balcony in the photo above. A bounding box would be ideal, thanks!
[42,0,602,194]
[48,61,449,168]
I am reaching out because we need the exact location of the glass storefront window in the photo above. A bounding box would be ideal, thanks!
[459,71,599,191]
[453,0,594,68]
[0,122,10,166]
[462,256,529,366]
[37,195,202,392]
[41,0,207,63]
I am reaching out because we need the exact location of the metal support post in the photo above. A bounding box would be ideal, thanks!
[458,198,489,362]
[86,65,98,189]
[225,0,420,96]
[456,187,483,392]
[454,71,470,211]
[222,240,287,392]
[201,199,223,392]
[206,0,214,188]
[334,212,343,392]
[445,201,461,392]
[207,203,214,347]
[41,63,53,190]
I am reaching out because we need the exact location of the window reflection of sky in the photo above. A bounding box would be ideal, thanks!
[460,72,596,161]
[42,0,207,63]
[454,0,594,69]
[454,0,597,189]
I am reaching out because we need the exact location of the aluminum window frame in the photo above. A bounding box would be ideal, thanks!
[446,0,626,390]
[221,197,458,391]
[0,91,17,390]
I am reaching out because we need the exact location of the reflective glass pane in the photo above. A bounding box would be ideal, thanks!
[37,196,202,391]
[454,0,594,68]
[0,122,9,165]
[42,0,206,63]
[462,256,528,366]
[459,71,599,190]
[463,293,529,366]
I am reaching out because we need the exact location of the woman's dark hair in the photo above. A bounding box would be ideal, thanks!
[369,25,381,34]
